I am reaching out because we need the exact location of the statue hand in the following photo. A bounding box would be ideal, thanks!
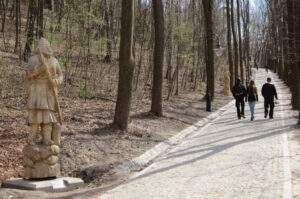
[50,79,58,88]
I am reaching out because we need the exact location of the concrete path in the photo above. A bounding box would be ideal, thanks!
[98,69,295,199]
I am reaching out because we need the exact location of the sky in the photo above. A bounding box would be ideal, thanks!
[250,0,257,9]
[249,0,266,13]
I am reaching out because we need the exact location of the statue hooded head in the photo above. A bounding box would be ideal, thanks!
[34,38,53,57]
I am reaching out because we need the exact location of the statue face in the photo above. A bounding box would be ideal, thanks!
[35,38,53,56]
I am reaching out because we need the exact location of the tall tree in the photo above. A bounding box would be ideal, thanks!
[226,0,234,89]
[282,1,290,84]
[287,0,299,109]
[294,0,300,123]
[104,0,112,62]
[14,0,20,53]
[23,0,37,61]
[113,0,135,131]
[202,0,215,99]
[37,0,44,38]
[230,0,239,83]
[1,0,8,32]
[236,0,244,84]
[151,0,164,116]
[165,0,173,82]
[244,0,250,82]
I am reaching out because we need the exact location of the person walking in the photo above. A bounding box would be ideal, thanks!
[261,77,278,119]
[265,65,269,73]
[255,63,259,71]
[246,80,258,121]
[232,78,247,119]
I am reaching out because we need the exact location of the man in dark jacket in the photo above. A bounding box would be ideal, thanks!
[232,79,247,119]
[261,77,278,119]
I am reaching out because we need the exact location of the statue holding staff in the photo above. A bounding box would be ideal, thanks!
[26,38,63,146]
[24,38,63,178]
[224,66,231,96]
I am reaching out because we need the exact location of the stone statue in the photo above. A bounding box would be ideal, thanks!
[224,66,231,96]
[23,38,63,179]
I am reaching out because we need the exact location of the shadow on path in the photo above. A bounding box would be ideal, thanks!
[52,122,297,199]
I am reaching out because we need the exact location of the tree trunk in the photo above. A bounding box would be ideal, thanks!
[50,0,54,33]
[113,0,135,131]
[165,0,173,82]
[151,0,164,116]
[231,0,238,84]
[244,0,250,82]
[282,10,289,84]
[1,0,8,32]
[37,0,44,38]
[84,0,92,100]
[23,0,37,61]
[278,0,284,80]
[294,0,300,124]
[175,0,181,96]
[287,0,299,109]
[55,0,64,32]
[190,0,196,85]
[202,0,215,99]
[104,0,112,62]
[226,0,234,90]
[236,0,244,84]
[14,0,20,53]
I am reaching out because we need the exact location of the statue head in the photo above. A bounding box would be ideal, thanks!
[34,38,53,57]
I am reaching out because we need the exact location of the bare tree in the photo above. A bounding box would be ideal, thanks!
[202,0,215,99]
[226,0,234,89]
[113,0,135,131]
[1,0,8,32]
[151,0,164,116]
[231,0,239,83]
[23,0,38,61]
[37,0,44,38]
[14,0,20,53]
[236,0,244,84]
[104,0,112,62]
[296,0,300,124]
[287,0,299,109]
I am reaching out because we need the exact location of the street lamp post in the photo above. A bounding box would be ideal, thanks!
[205,37,211,112]
[205,35,223,112]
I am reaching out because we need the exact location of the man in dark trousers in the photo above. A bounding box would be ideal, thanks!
[232,78,247,119]
[261,77,278,119]
[265,65,269,73]
[255,62,259,70]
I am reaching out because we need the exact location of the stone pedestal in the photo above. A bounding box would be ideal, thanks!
[2,177,84,192]
[24,163,60,179]
[23,144,61,179]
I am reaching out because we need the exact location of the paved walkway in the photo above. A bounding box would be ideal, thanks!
[98,69,295,199]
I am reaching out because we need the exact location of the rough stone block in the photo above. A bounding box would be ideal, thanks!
[24,163,61,179]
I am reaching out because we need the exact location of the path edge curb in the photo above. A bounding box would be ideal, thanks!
[116,99,235,171]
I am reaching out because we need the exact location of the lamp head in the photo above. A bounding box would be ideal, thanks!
[216,39,221,49]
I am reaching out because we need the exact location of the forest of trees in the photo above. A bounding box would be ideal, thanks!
[0,0,299,129]
[255,0,300,124]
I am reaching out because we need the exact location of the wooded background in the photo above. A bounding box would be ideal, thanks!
[0,0,299,128]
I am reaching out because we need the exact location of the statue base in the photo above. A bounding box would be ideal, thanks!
[24,163,61,179]
[2,177,84,192]
[23,144,61,179]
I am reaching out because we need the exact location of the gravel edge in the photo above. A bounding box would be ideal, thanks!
[116,99,235,171]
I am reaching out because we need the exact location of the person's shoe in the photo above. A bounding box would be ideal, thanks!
[238,117,241,120]
[269,116,274,119]
[251,116,254,121]
[264,113,267,118]
[242,115,246,119]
